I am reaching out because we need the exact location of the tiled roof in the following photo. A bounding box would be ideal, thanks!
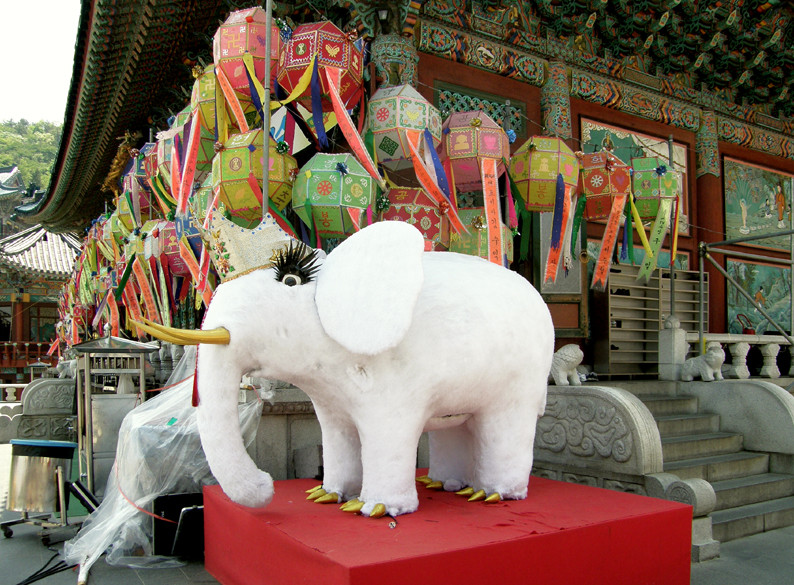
[0,166,25,199]
[0,224,81,278]
[17,0,229,232]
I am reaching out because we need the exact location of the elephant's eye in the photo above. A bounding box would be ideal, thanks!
[281,273,302,287]
[273,240,320,286]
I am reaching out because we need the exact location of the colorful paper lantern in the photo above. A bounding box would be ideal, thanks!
[381,187,449,250]
[212,129,298,229]
[190,175,215,228]
[450,208,513,266]
[439,111,509,193]
[580,150,632,290]
[292,153,375,238]
[366,84,442,168]
[155,106,192,194]
[580,151,631,219]
[158,221,191,277]
[508,136,579,212]
[277,21,364,108]
[631,156,679,220]
[213,7,281,95]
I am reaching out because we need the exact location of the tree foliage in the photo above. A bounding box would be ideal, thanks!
[0,119,62,191]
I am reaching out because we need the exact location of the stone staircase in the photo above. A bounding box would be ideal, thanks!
[627,384,794,542]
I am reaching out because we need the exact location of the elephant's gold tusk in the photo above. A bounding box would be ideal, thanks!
[131,317,231,345]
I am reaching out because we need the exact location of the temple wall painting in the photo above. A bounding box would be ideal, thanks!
[726,259,792,335]
[723,158,794,252]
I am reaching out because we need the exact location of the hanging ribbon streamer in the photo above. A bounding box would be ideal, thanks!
[92,290,110,329]
[628,191,653,257]
[108,292,120,337]
[178,111,202,216]
[114,257,135,301]
[179,236,213,307]
[324,66,387,190]
[570,195,586,257]
[213,66,228,144]
[545,175,572,283]
[591,193,628,291]
[269,54,317,110]
[310,57,329,149]
[132,257,160,324]
[424,128,450,201]
[150,174,177,211]
[215,65,250,132]
[170,135,183,202]
[158,262,171,327]
[122,283,144,337]
[501,160,519,230]
[243,54,266,121]
[637,198,674,281]
[405,131,468,235]
[480,157,504,266]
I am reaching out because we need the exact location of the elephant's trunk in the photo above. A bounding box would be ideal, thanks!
[196,344,274,507]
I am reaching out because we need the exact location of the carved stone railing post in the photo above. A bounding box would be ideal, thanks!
[760,343,781,378]
[725,342,751,379]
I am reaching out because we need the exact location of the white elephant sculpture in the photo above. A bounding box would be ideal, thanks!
[136,221,554,518]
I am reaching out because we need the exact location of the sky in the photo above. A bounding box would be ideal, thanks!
[1,1,82,124]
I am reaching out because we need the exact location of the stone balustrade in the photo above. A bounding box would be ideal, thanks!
[0,384,27,402]
[684,332,794,379]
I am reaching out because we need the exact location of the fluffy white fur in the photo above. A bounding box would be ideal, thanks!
[196,221,555,516]
[680,344,725,382]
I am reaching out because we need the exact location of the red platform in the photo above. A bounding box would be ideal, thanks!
[204,475,691,585]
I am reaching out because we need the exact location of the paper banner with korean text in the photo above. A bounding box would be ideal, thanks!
[480,157,504,266]
[325,66,387,190]
[637,197,675,281]
[591,193,628,290]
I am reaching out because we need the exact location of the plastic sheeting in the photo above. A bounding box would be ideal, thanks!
[63,346,263,572]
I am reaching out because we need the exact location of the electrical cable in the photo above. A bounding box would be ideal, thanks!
[13,548,77,585]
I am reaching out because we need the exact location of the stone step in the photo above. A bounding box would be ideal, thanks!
[655,413,720,437]
[594,380,679,398]
[712,473,794,511]
[661,432,743,462]
[664,451,770,482]
[711,496,794,542]
[639,395,699,417]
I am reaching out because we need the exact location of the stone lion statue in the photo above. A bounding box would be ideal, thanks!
[548,344,584,386]
[680,343,725,382]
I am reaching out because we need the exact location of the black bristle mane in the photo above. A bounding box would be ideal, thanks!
[273,241,321,284]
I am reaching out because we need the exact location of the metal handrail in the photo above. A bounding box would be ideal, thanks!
[697,228,794,354]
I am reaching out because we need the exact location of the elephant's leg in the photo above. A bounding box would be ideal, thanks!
[356,417,424,517]
[313,404,362,501]
[468,406,539,500]
[427,425,473,491]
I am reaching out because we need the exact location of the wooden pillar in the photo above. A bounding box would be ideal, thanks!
[695,109,726,333]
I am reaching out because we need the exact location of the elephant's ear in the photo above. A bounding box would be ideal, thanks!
[316,221,424,355]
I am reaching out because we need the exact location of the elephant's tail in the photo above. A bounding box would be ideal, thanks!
[131,317,230,345]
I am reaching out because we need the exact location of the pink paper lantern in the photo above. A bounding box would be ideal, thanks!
[439,111,509,192]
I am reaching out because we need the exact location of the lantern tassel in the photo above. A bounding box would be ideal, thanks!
[310,57,329,149]
[480,157,504,266]
[591,193,628,291]
[325,66,386,189]
[215,65,250,132]
[637,198,674,282]
[570,194,586,257]
[424,128,451,202]
[545,174,570,283]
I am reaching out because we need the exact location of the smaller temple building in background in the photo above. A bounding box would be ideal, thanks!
[0,225,80,383]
